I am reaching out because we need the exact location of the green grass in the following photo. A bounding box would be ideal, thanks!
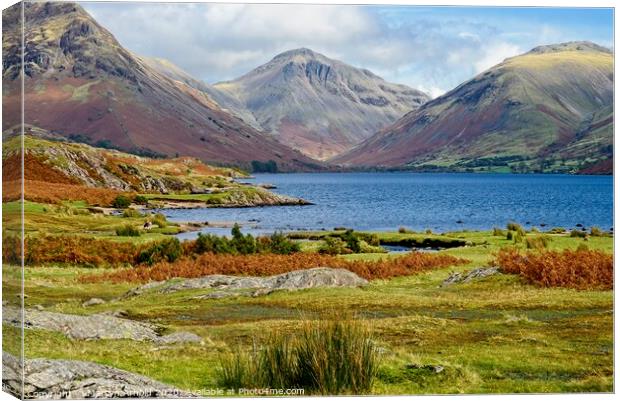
[3,200,181,242]
[4,228,612,394]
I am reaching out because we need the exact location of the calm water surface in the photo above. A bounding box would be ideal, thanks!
[165,173,613,239]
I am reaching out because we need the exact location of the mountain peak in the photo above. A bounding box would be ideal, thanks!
[215,48,430,160]
[273,47,322,60]
[528,41,611,55]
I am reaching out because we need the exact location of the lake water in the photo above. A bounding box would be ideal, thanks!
[165,173,613,239]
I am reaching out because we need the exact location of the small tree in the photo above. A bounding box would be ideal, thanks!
[111,195,131,208]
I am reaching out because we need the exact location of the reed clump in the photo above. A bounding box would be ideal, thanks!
[217,316,379,395]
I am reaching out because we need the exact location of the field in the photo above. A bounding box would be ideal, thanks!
[2,203,614,395]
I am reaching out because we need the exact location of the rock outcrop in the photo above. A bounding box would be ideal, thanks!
[441,267,500,286]
[2,307,201,344]
[124,267,368,299]
[2,352,193,399]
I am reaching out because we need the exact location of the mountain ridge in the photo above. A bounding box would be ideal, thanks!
[214,47,430,160]
[333,41,613,174]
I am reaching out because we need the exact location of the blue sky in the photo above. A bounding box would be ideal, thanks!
[81,2,613,97]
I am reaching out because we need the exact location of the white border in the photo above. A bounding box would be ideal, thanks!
[0,1,616,401]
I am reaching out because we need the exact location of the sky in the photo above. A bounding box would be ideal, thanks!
[81,2,613,98]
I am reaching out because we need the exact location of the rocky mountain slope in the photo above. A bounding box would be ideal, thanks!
[2,130,307,207]
[1,2,321,172]
[214,48,430,160]
[335,41,613,174]
[139,56,262,130]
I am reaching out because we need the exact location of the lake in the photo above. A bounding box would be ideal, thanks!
[165,173,613,239]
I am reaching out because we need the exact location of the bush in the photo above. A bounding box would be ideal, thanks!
[122,208,142,218]
[342,230,361,253]
[590,226,604,237]
[319,236,351,255]
[115,224,141,237]
[230,224,257,255]
[85,249,469,284]
[263,232,300,255]
[398,226,409,234]
[548,227,566,234]
[496,247,612,289]
[570,229,587,238]
[506,231,514,240]
[111,195,132,208]
[217,316,379,395]
[11,235,138,267]
[137,238,182,265]
[133,195,149,205]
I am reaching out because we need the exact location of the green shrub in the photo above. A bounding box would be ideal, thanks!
[319,237,351,255]
[194,233,236,254]
[137,238,182,265]
[111,195,132,209]
[548,227,566,234]
[217,317,379,395]
[133,195,149,205]
[122,208,142,218]
[115,224,141,237]
[570,229,587,238]
[342,229,361,253]
[230,224,257,254]
[398,226,409,234]
[263,232,300,255]
[506,231,514,240]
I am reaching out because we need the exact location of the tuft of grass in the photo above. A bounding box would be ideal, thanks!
[525,235,551,250]
[122,208,143,218]
[492,227,506,237]
[217,316,379,395]
[115,224,141,237]
[570,229,588,238]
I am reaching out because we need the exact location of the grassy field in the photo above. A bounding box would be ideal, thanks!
[2,221,613,394]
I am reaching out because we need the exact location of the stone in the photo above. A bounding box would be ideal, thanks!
[82,298,105,307]
[126,267,368,300]
[441,267,499,286]
[405,363,445,374]
[2,352,193,399]
[158,332,203,344]
[2,307,200,345]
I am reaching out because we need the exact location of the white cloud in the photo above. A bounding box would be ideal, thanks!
[80,2,610,94]
[474,42,522,73]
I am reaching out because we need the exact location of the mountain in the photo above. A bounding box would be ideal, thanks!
[139,56,262,130]
[334,41,613,174]
[1,2,322,172]
[214,48,430,160]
